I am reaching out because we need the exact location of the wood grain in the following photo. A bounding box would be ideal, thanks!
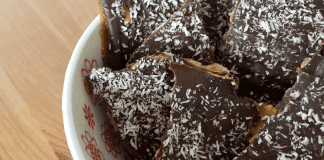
[0,0,99,159]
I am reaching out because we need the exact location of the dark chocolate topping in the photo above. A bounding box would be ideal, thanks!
[221,0,324,103]
[99,0,184,70]
[234,72,324,160]
[127,0,216,66]
[158,63,259,159]
[235,51,324,159]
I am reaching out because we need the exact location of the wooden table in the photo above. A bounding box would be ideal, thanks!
[0,0,98,159]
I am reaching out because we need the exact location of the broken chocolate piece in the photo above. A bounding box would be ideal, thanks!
[221,0,324,104]
[127,0,216,66]
[86,54,186,159]
[157,63,259,160]
[234,53,324,160]
[99,0,184,70]
[86,52,229,159]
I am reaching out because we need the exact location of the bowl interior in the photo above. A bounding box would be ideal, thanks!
[63,15,128,160]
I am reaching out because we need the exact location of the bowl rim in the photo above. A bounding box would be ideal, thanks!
[62,14,100,160]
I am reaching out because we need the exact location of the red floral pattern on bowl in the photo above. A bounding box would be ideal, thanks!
[83,104,95,129]
[63,15,132,160]
[82,131,105,160]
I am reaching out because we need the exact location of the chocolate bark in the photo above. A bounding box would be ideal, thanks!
[127,0,215,66]
[157,63,259,160]
[86,54,185,159]
[221,0,324,104]
[99,0,184,70]
[234,53,324,160]
[85,52,230,159]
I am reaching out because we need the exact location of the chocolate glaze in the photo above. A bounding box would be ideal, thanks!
[99,0,184,70]
[157,63,259,159]
[127,0,216,66]
[234,53,324,160]
[221,0,324,104]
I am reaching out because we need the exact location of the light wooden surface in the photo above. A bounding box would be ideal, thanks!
[0,0,98,159]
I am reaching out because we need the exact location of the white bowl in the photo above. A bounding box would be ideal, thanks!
[63,15,128,160]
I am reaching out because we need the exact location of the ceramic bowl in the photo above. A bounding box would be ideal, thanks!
[62,15,128,160]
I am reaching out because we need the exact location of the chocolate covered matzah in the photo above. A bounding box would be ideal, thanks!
[221,0,324,103]
[234,53,324,160]
[156,63,259,159]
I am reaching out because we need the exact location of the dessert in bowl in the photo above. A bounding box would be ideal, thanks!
[63,0,324,159]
